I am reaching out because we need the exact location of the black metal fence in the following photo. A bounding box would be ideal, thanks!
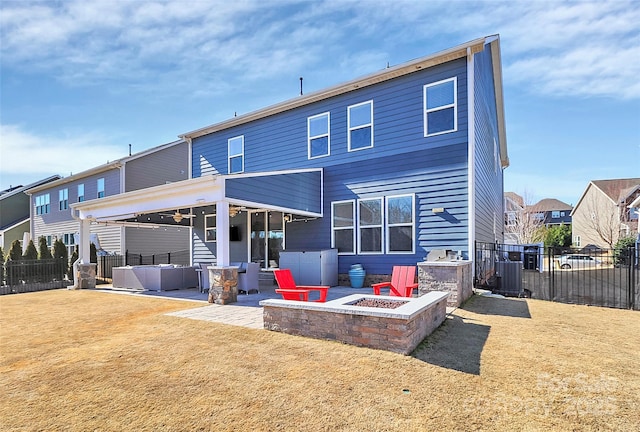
[1,259,69,294]
[475,242,639,311]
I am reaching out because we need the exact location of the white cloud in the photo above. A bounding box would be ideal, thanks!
[0,124,125,182]
[1,0,638,102]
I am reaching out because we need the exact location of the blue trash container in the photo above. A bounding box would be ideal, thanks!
[348,264,366,288]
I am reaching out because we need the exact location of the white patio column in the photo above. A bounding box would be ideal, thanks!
[79,218,91,264]
[216,201,230,266]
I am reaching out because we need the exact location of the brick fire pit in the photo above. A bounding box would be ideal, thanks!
[260,291,449,355]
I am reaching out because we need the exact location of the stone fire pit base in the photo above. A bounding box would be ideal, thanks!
[260,291,449,355]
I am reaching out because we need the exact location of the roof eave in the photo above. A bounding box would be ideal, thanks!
[180,36,491,140]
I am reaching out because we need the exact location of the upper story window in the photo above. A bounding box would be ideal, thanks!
[78,184,85,202]
[59,188,69,211]
[228,135,244,174]
[424,77,457,136]
[97,178,105,198]
[386,194,415,253]
[552,211,560,219]
[331,200,355,255]
[35,193,50,215]
[308,112,330,159]
[533,212,545,221]
[348,100,373,151]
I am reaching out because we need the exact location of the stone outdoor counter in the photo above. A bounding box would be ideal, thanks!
[418,260,472,307]
[261,291,449,355]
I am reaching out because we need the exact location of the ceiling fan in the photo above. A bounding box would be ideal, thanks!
[161,210,196,223]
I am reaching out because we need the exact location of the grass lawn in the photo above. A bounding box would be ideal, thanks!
[1,289,639,431]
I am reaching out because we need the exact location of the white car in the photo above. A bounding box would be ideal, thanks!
[558,254,602,269]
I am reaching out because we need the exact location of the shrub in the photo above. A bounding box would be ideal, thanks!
[68,246,78,281]
[8,239,22,261]
[613,236,637,266]
[23,240,38,260]
[5,240,23,285]
[53,239,68,281]
[0,246,4,285]
[38,237,53,260]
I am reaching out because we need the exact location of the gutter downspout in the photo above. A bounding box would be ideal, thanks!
[467,46,476,274]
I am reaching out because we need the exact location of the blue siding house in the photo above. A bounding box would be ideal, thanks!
[72,35,508,281]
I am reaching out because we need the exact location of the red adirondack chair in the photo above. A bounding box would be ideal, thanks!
[274,269,329,302]
[371,266,418,297]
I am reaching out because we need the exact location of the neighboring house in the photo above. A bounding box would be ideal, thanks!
[25,140,191,257]
[529,198,573,226]
[571,178,640,249]
[71,35,508,279]
[0,176,61,251]
[504,191,524,243]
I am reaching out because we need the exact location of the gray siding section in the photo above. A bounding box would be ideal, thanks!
[31,168,122,225]
[225,171,322,213]
[124,142,189,192]
[125,226,189,255]
[473,43,504,244]
[0,192,30,229]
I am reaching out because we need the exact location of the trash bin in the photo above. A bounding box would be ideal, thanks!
[348,264,366,288]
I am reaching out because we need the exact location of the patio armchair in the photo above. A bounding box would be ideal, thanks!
[237,262,260,294]
[371,266,418,297]
[274,268,329,302]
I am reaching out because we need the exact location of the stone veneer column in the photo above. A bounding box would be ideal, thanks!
[207,266,239,305]
[75,263,97,289]
[417,261,472,307]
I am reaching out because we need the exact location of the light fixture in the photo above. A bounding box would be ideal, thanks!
[432,207,445,214]
[173,213,183,223]
[283,214,292,223]
[229,207,240,217]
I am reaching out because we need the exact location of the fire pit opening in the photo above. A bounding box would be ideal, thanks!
[349,298,409,309]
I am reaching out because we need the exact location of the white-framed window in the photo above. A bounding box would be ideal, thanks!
[46,235,52,247]
[533,212,545,221]
[228,135,244,174]
[386,194,415,254]
[574,235,581,247]
[552,211,560,219]
[35,193,50,215]
[358,198,383,254]
[506,212,516,226]
[63,233,75,246]
[308,112,330,159]
[78,184,85,202]
[205,214,217,243]
[331,200,355,255]
[424,77,457,136]
[97,178,105,198]
[348,100,373,151]
[59,188,69,211]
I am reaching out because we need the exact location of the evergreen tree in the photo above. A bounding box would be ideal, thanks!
[38,236,53,260]
[0,246,4,285]
[53,239,68,280]
[90,242,97,264]
[6,240,23,285]
[8,239,22,261]
[23,240,38,260]
[68,246,78,280]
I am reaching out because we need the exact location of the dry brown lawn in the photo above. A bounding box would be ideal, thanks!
[1,289,639,431]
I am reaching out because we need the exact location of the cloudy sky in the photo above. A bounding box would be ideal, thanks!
[1,0,639,205]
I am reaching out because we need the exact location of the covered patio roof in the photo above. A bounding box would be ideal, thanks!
[71,168,323,222]
[69,169,323,271]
